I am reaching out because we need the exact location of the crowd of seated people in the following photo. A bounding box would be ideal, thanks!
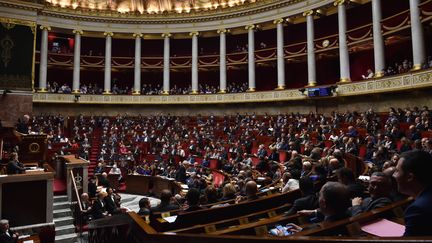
[27,106,432,236]
[363,57,432,80]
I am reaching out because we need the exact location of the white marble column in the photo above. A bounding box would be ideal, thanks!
[190,31,199,94]
[133,33,143,95]
[162,33,171,95]
[335,0,351,82]
[245,24,256,91]
[39,26,50,92]
[409,0,425,70]
[72,30,83,93]
[274,19,286,89]
[218,29,228,93]
[304,10,317,86]
[372,0,385,77]
[83,165,88,194]
[103,32,114,94]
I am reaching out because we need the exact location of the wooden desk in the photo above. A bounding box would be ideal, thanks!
[0,171,54,227]
[125,175,182,198]
[18,234,41,243]
[60,155,90,201]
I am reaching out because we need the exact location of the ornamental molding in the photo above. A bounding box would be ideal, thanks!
[33,69,432,105]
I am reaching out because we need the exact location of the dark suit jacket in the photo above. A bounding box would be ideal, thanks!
[104,195,119,215]
[404,185,432,236]
[92,199,107,219]
[0,230,17,243]
[6,160,25,175]
[284,193,318,216]
[175,166,187,183]
[350,196,392,216]
[150,203,179,213]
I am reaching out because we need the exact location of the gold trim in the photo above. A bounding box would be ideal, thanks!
[412,64,422,71]
[190,90,199,94]
[73,29,83,35]
[247,87,256,92]
[374,71,385,78]
[38,88,48,93]
[333,0,348,6]
[132,90,141,95]
[39,25,51,31]
[218,90,227,93]
[303,10,315,17]
[338,77,351,83]
[275,85,285,90]
[245,24,256,30]
[189,31,199,36]
[161,33,172,38]
[103,90,112,94]
[133,33,143,38]
[306,81,317,87]
[273,18,284,25]
[29,143,40,153]
[217,28,228,34]
[103,32,114,37]
[72,89,80,94]
[162,90,169,95]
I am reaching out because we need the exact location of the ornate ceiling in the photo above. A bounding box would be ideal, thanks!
[45,0,258,14]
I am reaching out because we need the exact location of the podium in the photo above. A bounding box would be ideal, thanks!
[0,171,54,227]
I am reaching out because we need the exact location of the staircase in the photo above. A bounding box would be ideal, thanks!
[53,195,86,243]
[88,128,102,178]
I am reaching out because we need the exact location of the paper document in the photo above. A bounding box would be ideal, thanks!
[361,219,405,237]
[163,215,178,223]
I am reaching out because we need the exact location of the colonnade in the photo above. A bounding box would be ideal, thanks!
[38,0,426,93]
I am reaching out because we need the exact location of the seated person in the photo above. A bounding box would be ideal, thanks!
[109,163,121,175]
[98,172,111,188]
[350,172,393,216]
[236,181,259,203]
[94,162,105,174]
[104,187,122,215]
[291,182,351,235]
[150,190,180,213]
[88,176,98,198]
[80,193,93,223]
[0,219,19,243]
[337,168,365,199]
[284,177,318,216]
[138,198,151,216]
[92,191,110,219]
[6,152,25,175]
[182,188,204,212]
[394,150,432,236]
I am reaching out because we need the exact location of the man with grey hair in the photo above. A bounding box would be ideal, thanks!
[0,219,18,243]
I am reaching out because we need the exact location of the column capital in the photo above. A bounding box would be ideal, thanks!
[72,29,83,35]
[189,31,199,37]
[273,18,284,25]
[245,24,256,30]
[302,10,315,17]
[103,32,114,37]
[161,33,172,38]
[39,25,51,31]
[333,0,349,6]
[133,33,143,38]
[217,28,229,34]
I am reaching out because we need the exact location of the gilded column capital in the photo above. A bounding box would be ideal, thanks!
[273,18,284,25]
[302,10,315,17]
[72,29,83,35]
[333,0,348,6]
[161,33,172,38]
[103,32,114,37]
[245,24,256,31]
[133,33,143,38]
[39,25,51,31]
[189,31,199,37]
[217,28,229,34]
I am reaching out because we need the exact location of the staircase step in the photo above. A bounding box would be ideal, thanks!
[54,216,74,227]
[56,224,76,236]
[54,195,69,203]
[54,208,72,218]
[55,232,79,243]
[53,201,71,210]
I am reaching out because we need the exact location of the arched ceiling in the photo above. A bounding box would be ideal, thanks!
[45,0,258,14]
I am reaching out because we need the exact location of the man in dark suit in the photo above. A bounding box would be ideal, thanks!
[92,191,110,219]
[0,219,18,243]
[394,150,432,236]
[175,161,188,184]
[6,153,25,175]
[284,177,318,216]
[150,190,179,213]
[104,187,121,215]
[350,172,393,216]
